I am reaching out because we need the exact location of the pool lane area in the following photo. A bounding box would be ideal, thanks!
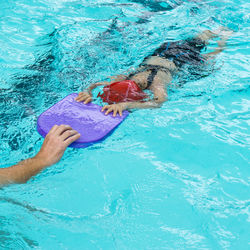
[0,0,249,249]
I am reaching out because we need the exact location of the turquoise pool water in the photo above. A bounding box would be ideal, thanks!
[0,0,249,249]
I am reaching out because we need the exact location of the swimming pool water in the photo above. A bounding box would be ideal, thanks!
[0,0,249,249]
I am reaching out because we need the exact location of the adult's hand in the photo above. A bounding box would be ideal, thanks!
[34,125,81,167]
[0,125,80,186]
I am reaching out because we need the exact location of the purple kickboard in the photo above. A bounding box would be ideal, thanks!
[37,93,129,148]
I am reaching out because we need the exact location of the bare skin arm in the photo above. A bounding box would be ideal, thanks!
[86,81,110,94]
[203,36,231,59]
[102,82,168,116]
[75,74,128,103]
[0,125,80,186]
[75,81,109,103]
[109,74,127,82]
[101,101,161,117]
[196,27,233,59]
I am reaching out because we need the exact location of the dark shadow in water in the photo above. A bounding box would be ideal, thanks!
[10,29,58,106]
[0,213,39,248]
[128,0,175,12]
[0,30,60,151]
[1,0,206,151]
[8,0,195,104]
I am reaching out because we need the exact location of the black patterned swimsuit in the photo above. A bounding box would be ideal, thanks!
[128,37,206,89]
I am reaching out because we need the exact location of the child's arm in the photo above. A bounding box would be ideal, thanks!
[203,37,229,59]
[102,84,167,116]
[87,74,128,93]
[86,81,109,94]
[75,74,128,104]
[197,27,233,59]
[75,81,109,103]
[109,74,128,83]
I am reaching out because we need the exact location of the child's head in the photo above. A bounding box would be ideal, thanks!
[98,80,147,104]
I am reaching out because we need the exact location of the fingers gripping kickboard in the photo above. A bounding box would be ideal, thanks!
[37,93,129,148]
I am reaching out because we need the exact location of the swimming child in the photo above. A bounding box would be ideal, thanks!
[75,28,232,117]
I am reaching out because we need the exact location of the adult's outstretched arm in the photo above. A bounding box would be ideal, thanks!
[0,125,80,186]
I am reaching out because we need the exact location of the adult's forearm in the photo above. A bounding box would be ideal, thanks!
[0,125,80,187]
[0,157,48,186]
